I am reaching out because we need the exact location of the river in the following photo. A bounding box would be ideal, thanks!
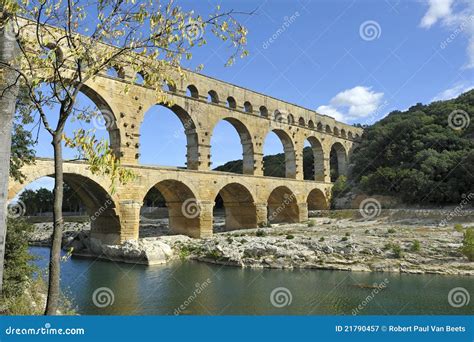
[31,247,473,315]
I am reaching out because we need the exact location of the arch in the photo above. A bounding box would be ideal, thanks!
[186,84,199,99]
[244,101,253,113]
[287,114,295,124]
[140,103,199,169]
[259,106,268,118]
[325,125,332,134]
[307,188,328,211]
[78,84,121,157]
[214,183,257,232]
[227,96,237,109]
[348,131,353,140]
[208,90,219,104]
[298,117,305,126]
[106,65,125,79]
[333,127,340,136]
[210,118,255,175]
[10,172,120,244]
[330,142,348,181]
[317,122,323,131]
[274,110,284,123]
[143,180,202,237]
[263,129,296,179]
[305,136,325,181]
[308,120,315,129]
[163,80,176,92]
[355,133,361,140]
[267,186,299,223]
[135,71,146,85]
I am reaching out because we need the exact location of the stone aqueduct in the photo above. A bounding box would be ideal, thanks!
[8,65,363,245]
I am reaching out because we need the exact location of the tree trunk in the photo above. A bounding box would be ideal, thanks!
[44,133,64,315]
[0,7,19,295]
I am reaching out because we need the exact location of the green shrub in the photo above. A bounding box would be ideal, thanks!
[307,220,315,227]
[341,236,348,242]
[2,218,35,298]
[319,237,325,242]
[410,240,421,252]
[387,228,396,234]
[391,243,403,258]
[365,229,370,234]
[286,234,294,240]
[454,224,464,233]
[345,232,350,237]
[461,228,474,261]
[256,229,267,237]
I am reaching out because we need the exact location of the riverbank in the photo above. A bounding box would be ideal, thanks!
[28,214,474,275]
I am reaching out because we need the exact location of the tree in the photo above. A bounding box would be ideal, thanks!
[2,0,249,315]
[350,89,474,204]
[0,2,22,297]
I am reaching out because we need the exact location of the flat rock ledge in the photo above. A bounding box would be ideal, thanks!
[30,219,474,275]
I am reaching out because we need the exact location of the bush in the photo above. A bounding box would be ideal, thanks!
[2,218,35,298]
[286,234,294,240]
[461,228,474,261]
[256,229,267,237]
[365,229,370,234]
[410,240,421,252]
[454,224,464,233]
[307,220,315,227]
[387,228,396,234]
[319,237,325,242]
[341,236,348,242]
[391,243,403,258]
[345,232,350,237]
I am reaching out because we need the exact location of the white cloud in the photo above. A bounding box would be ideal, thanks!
[317,86,384,123]
[432,81,474,101]
[420,0,454,28]
[420,0,474,68]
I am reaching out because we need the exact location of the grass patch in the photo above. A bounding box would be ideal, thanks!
[256,229,267,237]
[286,234,295,240]
[410,240,421,252]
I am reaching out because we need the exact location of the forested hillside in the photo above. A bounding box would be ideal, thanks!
[350,89,473,204]
[215,90,473,205]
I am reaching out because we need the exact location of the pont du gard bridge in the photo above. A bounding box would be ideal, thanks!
[8,62,363,245]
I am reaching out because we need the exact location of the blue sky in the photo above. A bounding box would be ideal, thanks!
[22,0,474,190]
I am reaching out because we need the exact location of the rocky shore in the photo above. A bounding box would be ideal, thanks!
[29,215,474,275]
